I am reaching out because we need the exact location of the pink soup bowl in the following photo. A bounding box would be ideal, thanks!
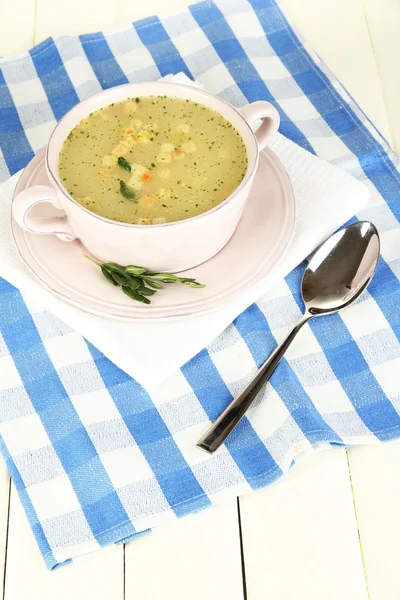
[12,81,280,272]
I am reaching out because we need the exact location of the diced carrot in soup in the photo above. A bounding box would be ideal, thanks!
[172,149,185,160]
[58,96,247,224]
[139,195,155,208]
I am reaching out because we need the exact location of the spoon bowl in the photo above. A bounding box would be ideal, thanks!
[197,221,380,454]
[302,221,380,315]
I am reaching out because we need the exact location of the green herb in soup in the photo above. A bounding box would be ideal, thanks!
[58,96,248,225]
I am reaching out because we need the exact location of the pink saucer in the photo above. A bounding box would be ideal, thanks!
[12,147,295,320]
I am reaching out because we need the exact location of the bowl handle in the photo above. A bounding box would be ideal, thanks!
[241,101,280,151]
[12,185,77,242]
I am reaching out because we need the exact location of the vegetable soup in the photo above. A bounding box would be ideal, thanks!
[58,96,248,225]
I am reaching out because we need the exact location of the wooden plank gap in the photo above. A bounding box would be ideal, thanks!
[33,0,38,49]
[359,0,394,147]
[1,478,11,600]
[237,498,247,600]
[346,449,372,600]
[123,543,126,600]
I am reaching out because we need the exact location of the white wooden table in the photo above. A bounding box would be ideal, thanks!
[0,0,399,598]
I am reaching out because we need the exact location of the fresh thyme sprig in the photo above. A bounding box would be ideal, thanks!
[84,255,205,305]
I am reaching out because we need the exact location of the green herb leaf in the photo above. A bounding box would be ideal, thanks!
[118,156,131,172]
[102,262,128,277]
[101,266,118,286]
[180,281,206,288]
[141,277,164,290]
[148,273,178,283]
[125,265,147,276]
[83,255,205,305]
[108,271,128,286]
[137,286,157,296]
[122,286,150,304]
[126,277,141,290]
[120,180,138,202]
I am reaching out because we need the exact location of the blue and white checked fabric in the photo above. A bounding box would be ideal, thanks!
[0,0,399,569]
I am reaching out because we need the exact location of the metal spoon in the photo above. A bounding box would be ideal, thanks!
[197,221,380,454]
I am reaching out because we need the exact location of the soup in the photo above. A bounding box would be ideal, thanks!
[58,96,248,225]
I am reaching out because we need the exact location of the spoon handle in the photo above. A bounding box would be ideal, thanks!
[197,314,311,454]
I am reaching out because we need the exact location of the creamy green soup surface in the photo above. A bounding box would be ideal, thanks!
[58,96,248,225]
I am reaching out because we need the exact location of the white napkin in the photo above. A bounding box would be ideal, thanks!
[0,78,370,390]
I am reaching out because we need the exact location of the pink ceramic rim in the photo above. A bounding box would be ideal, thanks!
[45,81,260,229]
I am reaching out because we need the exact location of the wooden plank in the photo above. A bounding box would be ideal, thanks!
[282,0,393,145]
[0,0,35,55]
[363,0,400,152]
[4,483,123,600]
[0,459,10,600]
[240,448,368,600]
[117,0,193,24]
[348,442,400,600]
[125,499,244,600]
[34,0,117,44]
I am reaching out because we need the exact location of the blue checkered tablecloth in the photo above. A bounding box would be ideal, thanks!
[0,0,399,569]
